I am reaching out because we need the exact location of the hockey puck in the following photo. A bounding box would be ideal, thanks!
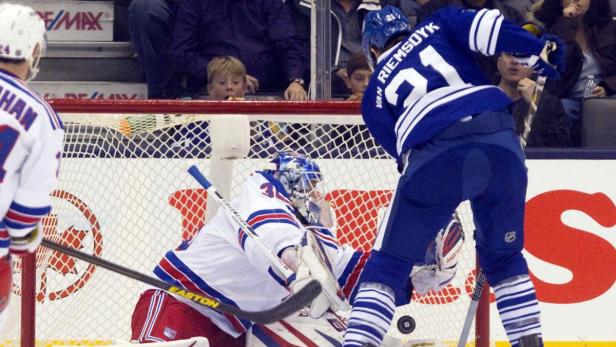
[397,315,416,334]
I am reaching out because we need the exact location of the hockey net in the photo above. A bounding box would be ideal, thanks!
[5,100,490,347]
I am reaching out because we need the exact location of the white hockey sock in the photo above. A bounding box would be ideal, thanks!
[343,283,395,347]
[494,275,543,347]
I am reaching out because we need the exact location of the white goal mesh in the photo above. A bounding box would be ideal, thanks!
[5,100,489,347]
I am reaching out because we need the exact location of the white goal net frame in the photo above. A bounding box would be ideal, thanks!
[6,100,491,347]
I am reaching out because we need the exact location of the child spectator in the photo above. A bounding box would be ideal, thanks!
[207,56,247,100]
[345,52,372,101]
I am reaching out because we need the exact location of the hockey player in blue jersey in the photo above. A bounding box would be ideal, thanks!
[342,6,566,347]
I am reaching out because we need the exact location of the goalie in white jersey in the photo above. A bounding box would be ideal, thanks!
[130,151,464,346]
[0,3,64,329]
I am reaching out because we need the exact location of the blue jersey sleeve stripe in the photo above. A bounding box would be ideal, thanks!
[9,201,51,216]
[246,208,293,221]
[5,220,37,230]
[251,218,299,230]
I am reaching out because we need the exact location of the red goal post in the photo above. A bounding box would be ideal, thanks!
[8,100,490,347]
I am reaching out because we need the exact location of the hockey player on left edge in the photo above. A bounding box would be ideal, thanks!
[0,3,64,330]
[130,151,464,345]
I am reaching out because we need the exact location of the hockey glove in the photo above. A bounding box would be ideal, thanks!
[411,215,465,294]
[288,232,350,318]
[9,226,43,254]
[514,35,566,79]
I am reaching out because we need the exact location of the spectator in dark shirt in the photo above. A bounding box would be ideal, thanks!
[497,53,571,147]
[287,0,381,96]
[128,0,180,99]
[170,0,308,100]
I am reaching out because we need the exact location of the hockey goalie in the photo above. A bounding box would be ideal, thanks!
[130,151,464,346]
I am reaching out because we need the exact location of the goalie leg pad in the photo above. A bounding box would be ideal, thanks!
[353,250,413,306]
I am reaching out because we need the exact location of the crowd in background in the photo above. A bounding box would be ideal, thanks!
[125,0,616,147]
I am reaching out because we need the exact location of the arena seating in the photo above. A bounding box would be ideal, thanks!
[581,98,616,149]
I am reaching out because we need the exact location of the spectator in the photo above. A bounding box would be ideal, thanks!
[344,52,372,101]
[287,0,381,96]
[128,0,180,99]
[497,53,571,147]
[418,0,525,23]
[169,0,308,101]
[206,56,247,100]
[531,0,616,145]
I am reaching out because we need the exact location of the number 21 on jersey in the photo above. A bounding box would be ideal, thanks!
[384,45,465,108]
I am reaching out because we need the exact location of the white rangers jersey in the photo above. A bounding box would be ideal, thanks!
[151,171,364,337]
[0,69,64,257]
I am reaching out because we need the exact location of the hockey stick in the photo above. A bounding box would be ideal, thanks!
[456,271,487,347]
[187,165,296,283]
[520,42,555,147]
[41,238,320,324]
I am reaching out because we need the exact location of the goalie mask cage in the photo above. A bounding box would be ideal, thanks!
[6,100,490,347]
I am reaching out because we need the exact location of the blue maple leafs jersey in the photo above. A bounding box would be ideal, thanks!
[362,6,547,161]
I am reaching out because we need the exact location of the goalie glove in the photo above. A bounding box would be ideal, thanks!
[287,231,350,318]
[411,215,465,294]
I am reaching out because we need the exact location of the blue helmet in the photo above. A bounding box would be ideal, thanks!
[269,151,324,223]
[362,6,411,66]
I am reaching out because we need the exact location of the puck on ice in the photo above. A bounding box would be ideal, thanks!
[397,315,416,334]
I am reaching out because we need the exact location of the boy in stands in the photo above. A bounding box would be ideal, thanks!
[345,52,373,101]
[206,56,248,100]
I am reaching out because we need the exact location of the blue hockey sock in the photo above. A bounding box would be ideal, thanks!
[343,283,395,347]
[494,275,543,347]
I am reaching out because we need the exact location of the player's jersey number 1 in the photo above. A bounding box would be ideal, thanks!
[384,45,465,108]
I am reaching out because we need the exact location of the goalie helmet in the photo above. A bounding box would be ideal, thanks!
[362,6,411,68]
[0,3,47,81]
[268,151,324,224]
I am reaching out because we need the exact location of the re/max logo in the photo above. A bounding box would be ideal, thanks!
[37,11,106,31]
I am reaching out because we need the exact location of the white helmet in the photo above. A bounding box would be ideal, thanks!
[0,3,46,80]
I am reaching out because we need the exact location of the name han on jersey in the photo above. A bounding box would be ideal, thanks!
[0,86,39,130]
[375,22,441,109]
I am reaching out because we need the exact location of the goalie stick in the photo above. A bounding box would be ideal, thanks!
[457,25,557,347]
[41,238,320,324]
